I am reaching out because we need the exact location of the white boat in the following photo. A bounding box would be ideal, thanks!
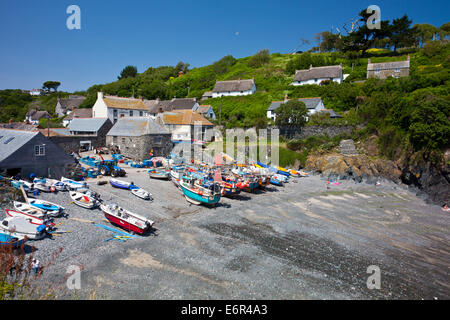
[100,203,154,234]
[79,188,101,200]
[46,179,68,191]
[5,209,55,227]
[109,178,135,190]
[32,178,51,192]
[0,216,47,240]
[13,201,46,218]
[131,188,152,200]
[27,199,64,217]
[61,177,88,190]
[69,191,98,209]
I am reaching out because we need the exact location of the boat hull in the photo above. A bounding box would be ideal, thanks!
[180,184,221,205]
[103,212,147,235]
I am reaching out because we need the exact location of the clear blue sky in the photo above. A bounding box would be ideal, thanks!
[0,0,448,92]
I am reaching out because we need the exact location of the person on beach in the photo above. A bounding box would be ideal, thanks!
[32,258,41,276]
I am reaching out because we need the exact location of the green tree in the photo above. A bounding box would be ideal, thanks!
[118,65,138,80]
[390,15,415,52]
[440,22,450,40]
[412,24,439,48]
[42,81,61,92]
[274,100,309,127]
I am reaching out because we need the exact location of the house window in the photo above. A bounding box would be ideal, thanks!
[113,109,118,117]
[314,79,318,82]
[35,145,45,156]
[130,110,134,116]
[375,69,380,74]
[113,136,117,144]
[122,138,126,144]
[139,111,143,117]
[154,136,162,144]
[3,137,15,144]
[395,68,400,73]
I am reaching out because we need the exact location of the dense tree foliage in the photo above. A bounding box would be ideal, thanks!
[274,100,309,127]
[42,81,61,92]
[118,65,138,80]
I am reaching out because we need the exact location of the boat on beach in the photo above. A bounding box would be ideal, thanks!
[0,216,47,240]
[61,177,88,190]
[13,201,46,218]
[179,179,221,206]
[109,178,135,190]
[5,209,55,227]
[69,191,98,209]
[0,232,26,248]
[100,203,154,234]
[130,187,152,200]
[27,199,64,216]
[32,178,52,192]
[148,168,170,180]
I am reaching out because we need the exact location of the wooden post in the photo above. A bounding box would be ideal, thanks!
[20,184,29,204]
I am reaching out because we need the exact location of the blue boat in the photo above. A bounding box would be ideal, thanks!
[270,176,284,186]
[109,178,135,190]
[0,232,26,248]
[180,180,221,206]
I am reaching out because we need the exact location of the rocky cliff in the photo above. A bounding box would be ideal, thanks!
[304,138,449,205]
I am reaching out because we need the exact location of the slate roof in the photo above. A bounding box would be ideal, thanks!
[319,109,343,118]
[103,96,147,110]
[68,118,109,133]
[107,117,170,137]
[293,65,343,82]
[170,98,197,110]
[0,122,38,131]
[0,129,39,163]
[39,128,71,137]
[213,79,255,93]
[196,105,212,114]
[58,97,86,111]
[161,110,213,126]
[201,91,213,98]
[268,98,323,111]
[367,60,410,71]
[64,108,93,121]
[26,110,50,121]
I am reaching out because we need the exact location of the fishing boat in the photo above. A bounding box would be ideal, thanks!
[61,177,88,190]
[270,175,284,186]
[130,187,152,201]
[100,203,154,235]
[179,179,221,206]
[5,209,55,227]
[0,217,47,240]
[46,179,68,191]
[78,188,101,200]
[28,199,64,216]
[0,232,26,248]
[13,201,46,218]
[109,178,135,190]
[69,191,98,209]
[170,166,186,189]
[148,168,170,180]
[11,180,38,194]
[32,178,52,192]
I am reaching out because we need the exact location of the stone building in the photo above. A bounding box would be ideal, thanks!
[106,117,173,160]
[0,128,76,178]
[55,96,86,118]
[292,65,343,86]
[367,56,410,79]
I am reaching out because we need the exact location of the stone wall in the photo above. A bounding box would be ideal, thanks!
[106,134,173,161]
[268,125,355,140]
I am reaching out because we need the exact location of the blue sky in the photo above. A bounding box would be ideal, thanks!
[0,0,448,92]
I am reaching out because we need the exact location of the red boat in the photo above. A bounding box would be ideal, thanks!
[100,203,154,235]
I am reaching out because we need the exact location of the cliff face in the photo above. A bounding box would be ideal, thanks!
[304,139,449,205]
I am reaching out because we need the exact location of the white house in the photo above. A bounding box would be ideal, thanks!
[212,79,256,98]
[29,89,43,96]
[156,109,214,143]
[292,65,343,86]
[92,92,151,124]
[267,97,326,122]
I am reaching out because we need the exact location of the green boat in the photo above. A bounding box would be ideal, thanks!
[179,179,221,206]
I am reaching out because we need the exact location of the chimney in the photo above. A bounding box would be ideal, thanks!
[98,92,104,100]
